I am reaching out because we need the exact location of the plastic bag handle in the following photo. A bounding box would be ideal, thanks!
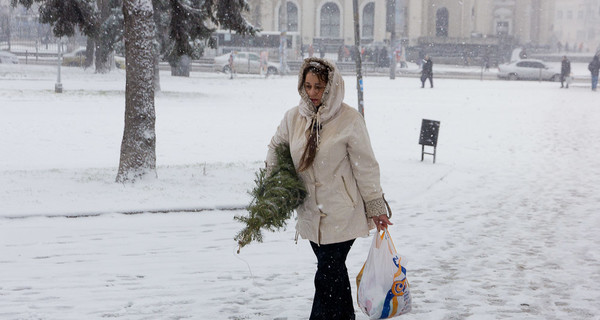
[382,194,392,219]
[375,230,384,249]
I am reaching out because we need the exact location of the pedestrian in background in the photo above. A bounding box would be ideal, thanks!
[421,55,433,88]
[560,56,571,89]
[266,57,392,319]
[319,44,326,58]
[589,55,600,91]
[260,51,269,77]
[228,51,235,80]
[308,44,314,58]
[483,54,490,72]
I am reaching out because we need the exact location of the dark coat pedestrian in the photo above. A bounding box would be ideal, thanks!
[319,45,325,58]
[421,55,433,88]
[483,54,490,71]
[379,47,388,68]
[589,55,600,91]
[560,56,571,88]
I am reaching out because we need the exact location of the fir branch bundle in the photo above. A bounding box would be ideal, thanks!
[235,143,307,253]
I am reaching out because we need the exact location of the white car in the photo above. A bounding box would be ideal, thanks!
[213,51,279,75]
[0,51,19,64]
[497,59,560,81]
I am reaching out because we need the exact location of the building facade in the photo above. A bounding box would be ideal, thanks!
[553,0,600,53]
[247,0,557,50]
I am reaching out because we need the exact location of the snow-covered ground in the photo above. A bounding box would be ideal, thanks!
[1,63,599,320]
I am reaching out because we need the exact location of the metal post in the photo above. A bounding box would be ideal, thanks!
[352,0,364,116]
[55,40,63,93]
[279,0,287,75]
[481,64,484,81]
[280,30,287,75]
[387,0,396,79]
[390,30,396,79]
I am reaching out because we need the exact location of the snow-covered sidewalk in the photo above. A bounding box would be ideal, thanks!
[1,64,599,319]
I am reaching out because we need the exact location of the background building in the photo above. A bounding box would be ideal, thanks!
[553,0,600,54]
[3,0,599,64]
[247,0,562,64]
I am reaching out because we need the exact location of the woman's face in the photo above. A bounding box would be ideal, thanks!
[304,72,326,107]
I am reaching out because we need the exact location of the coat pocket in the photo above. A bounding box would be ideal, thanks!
[341,176,356,206]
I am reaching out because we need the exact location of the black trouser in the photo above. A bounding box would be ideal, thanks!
[309,239,356,320]
[421,74,433,88]
[560,74,569,87]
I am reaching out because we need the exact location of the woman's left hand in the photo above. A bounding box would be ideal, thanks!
[372,214,393,232]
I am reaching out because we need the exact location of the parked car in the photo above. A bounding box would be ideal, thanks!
[0,51,19,64]
[497,59,560,81]
[213,51,279,75]
[62,47,88,67]
[62,47,125,69]
[114,55,125,69]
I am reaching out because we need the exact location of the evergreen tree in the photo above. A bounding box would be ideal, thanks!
[94,0,123,73]
[235,143,307,252]
[13,0,259,183]
[12,0,258,76]
[11,0,119,74]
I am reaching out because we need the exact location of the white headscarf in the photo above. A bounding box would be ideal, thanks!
[296,57,345,143]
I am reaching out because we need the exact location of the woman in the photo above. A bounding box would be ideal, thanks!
[266,57,392,319]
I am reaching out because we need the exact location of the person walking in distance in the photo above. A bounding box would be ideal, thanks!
[560,56,571,88]
[265,57,392,319]
[588,55,600,91]
[421,55,433,88]
[228,51,235,79]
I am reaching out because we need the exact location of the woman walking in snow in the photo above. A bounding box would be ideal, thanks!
[265,57,392,319]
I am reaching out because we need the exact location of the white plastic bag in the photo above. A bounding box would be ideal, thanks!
[566,75,573,85]
[357,229,411,319]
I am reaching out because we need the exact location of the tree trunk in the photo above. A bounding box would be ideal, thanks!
[153,47,161,92]
[116,0,157,183]
[171,55,190,77]
[84,37,95,69]
[95,0,113,73]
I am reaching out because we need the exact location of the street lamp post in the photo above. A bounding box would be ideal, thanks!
[352,0,364,116]
[387,0,396,79]
[55,39,63,93]
[279,0,288,75]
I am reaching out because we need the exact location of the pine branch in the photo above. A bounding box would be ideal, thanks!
[235,143,306,253]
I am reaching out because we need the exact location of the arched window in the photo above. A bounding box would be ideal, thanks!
[362,2,375,39]
[279,2,299,32]
[320,2,340,38]
[287,3,298,32]
[436,7,449,37]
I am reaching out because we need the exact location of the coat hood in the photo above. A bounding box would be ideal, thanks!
[297,58,345,126]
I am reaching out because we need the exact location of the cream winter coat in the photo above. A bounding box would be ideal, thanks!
[266,58,387,245]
